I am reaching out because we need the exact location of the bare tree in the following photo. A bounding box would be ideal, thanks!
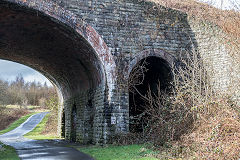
[128,59,148,94]
[0,80,9,107]
[229,0,240,10]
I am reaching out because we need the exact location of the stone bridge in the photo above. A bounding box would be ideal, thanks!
[0,0,239,144]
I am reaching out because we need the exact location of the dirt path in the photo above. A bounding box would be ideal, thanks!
[0,112,94,160]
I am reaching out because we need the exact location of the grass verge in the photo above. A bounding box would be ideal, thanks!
[0,112,35,135]
[24,113,60,140]
[0,107,29,131]
[0,142,19,160]
[75,144,159,160]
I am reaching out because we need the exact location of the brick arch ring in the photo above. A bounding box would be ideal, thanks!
[127,49,176,79]
[5,0,116,88]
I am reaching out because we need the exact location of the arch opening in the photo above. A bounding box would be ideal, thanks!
[0,1,105,99]
[0,59,63,137]
[129,56,173,133]
[0,1,108,142]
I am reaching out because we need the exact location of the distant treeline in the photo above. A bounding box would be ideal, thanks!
[0,75,57,107]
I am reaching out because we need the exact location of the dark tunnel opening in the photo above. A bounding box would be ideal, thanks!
[129,56,172,133]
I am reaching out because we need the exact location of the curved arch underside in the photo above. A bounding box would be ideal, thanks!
[0,1,105,98]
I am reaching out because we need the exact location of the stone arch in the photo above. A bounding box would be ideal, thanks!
[128,49,175,78]
[0,0,116,143]
[1,0,116,96]
[71,103,77,142]
[128,49,175,133]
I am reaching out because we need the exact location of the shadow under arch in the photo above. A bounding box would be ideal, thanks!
[128,49,175,133]
[0,0,115,143]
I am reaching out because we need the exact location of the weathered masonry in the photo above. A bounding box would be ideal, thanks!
[0,0,239,144]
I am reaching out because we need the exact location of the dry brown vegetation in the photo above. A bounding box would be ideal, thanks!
[0,75,58,135]
[148,0,240,38]
[0,108,29,130]
[179,99,240,159]
[125,45,240,159]
[148,0,240,59]
[126,1,240,159]
[143,53,240,159]
[42,112,58,136]
[42,96,59,135]
[154,98,240,160]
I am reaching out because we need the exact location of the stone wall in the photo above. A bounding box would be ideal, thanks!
[64,88,96,144]
[92,85,107,144]
[55,0,239,143]
[189,18,240,102]
[54,0,193,57]
[3,0,239,144]
[53,0,197,143]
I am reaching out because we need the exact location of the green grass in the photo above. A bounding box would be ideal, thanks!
[0,113,36,135]
[5,105,47,111]
[24,113,60,140]
[0,142,20,160]
[5,105,22,109]
[6,105,38,109]
[76,144,159,160]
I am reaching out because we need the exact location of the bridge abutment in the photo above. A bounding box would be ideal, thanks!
[1,0,239,144]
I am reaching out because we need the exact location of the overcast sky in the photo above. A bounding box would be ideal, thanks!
[0,60,52,86]
[197,0,238,10]
[0,0,237,85]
